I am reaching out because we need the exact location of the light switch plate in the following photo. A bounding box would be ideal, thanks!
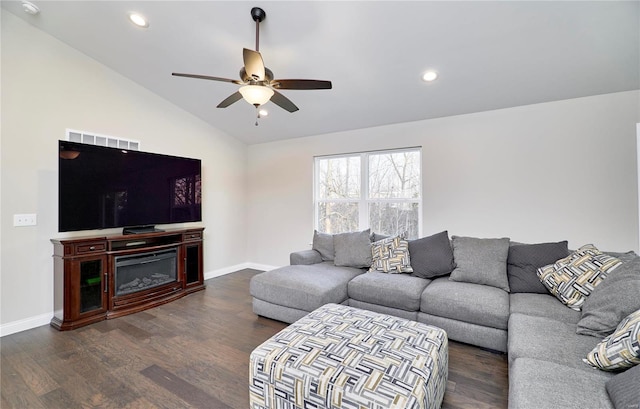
[13,214,37,226]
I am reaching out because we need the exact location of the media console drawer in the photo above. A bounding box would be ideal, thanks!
[183,231,202,241]
[74,242,107,255]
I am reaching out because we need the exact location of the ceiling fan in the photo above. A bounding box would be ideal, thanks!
[172,7,332,119]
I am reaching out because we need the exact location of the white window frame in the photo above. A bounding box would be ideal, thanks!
[313,147,422,237]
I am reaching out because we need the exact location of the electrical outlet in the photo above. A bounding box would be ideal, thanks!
[13,214,37,227]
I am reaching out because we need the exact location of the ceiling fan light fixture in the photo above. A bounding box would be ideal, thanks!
[21,1,40,15]
[422,70,438,82]
[239,85,274,106]
[128,13,149,28]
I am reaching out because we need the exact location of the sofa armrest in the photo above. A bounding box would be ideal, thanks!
[290,249,323,265]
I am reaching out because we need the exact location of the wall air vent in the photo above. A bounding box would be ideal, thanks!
[66,129,140,150]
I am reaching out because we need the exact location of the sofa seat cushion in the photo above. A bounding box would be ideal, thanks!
[509,358,613,409]
[250,262,364,312]
[420,277,509,330]
[508,313,606,372]
[348,271,431,311]
[509,293,581,324]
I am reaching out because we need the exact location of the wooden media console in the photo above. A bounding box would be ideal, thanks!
[51,227,205,330]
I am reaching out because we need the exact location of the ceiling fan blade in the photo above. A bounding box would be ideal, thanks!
[217,91,243,108]
[272,79,332,90]
[243,48,265,81]
[172,72,242,85]
[270,90,299,112]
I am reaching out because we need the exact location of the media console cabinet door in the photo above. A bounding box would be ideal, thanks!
[184,242,203,288]
[52,254,108,330]
[74,257,108,316]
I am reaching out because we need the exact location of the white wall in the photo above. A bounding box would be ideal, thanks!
[247,91,640,267]
[1,12,248,333]
[3,9,639,336]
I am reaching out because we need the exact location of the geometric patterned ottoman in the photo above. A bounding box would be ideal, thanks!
[249,303,448,409]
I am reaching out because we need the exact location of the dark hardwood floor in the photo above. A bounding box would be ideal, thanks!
[1,269,508,408]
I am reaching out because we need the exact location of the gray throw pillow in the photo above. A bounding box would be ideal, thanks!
[507,241,569,293]
[334,229,372,268]
[450,236,511,292]
[577,254,640,337]
[371,232,390,242]
[312,230,334,261]
[605,364,640,409]
[409,231,456,278]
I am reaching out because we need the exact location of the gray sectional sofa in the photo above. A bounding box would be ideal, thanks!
[249,230,640,409]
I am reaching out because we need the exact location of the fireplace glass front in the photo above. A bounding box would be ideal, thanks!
[114,248,177,296]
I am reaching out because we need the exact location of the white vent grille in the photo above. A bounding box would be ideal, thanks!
[66,129,140,150]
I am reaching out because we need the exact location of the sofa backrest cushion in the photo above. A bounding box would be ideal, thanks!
[334,229,372,268]
[313,230,335,261]
[605,364,640,408]
[449,236,510,292]
[577,254,640,337]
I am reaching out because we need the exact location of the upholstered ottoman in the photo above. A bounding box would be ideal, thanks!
[249,303,448,409]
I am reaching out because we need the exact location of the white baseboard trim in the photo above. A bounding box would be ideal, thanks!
[0,312,52,337]
[203,262,280,280]
[2,263,281,337]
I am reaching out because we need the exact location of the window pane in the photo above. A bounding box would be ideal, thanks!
[317,202,359,234]
[368,151,420,199]
[317,156,361,199]
[369,202,419,239]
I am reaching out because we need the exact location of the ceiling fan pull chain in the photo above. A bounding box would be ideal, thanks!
[255,106,260,126]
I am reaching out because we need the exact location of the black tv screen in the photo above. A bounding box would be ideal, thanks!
[59,141,201,232]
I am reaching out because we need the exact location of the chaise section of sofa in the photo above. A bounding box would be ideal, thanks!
[250,258,364,323]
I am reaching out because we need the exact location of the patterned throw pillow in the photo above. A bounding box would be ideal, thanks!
[584,309,640,371]
[370,236,413,274]
[537,244,622,311]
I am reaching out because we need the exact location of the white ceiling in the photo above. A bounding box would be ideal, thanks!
[3,1,639,145]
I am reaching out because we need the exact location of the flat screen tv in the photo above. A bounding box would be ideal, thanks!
[59,140,201,233]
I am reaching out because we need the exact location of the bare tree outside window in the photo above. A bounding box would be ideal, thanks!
[315,149,421,238]
[368,151,420,238]
[316,156,360,233]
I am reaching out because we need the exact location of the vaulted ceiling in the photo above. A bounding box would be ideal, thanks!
[3,1,639,144]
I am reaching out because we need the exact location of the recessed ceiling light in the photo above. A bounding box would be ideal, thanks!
[128,13,149,28]
[22,1,40,15]
[259,109,269,117]
[422,70,438,82]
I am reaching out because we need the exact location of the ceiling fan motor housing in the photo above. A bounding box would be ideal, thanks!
[251,7,266,22]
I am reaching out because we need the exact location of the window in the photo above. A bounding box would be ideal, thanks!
[314,148,421,239]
